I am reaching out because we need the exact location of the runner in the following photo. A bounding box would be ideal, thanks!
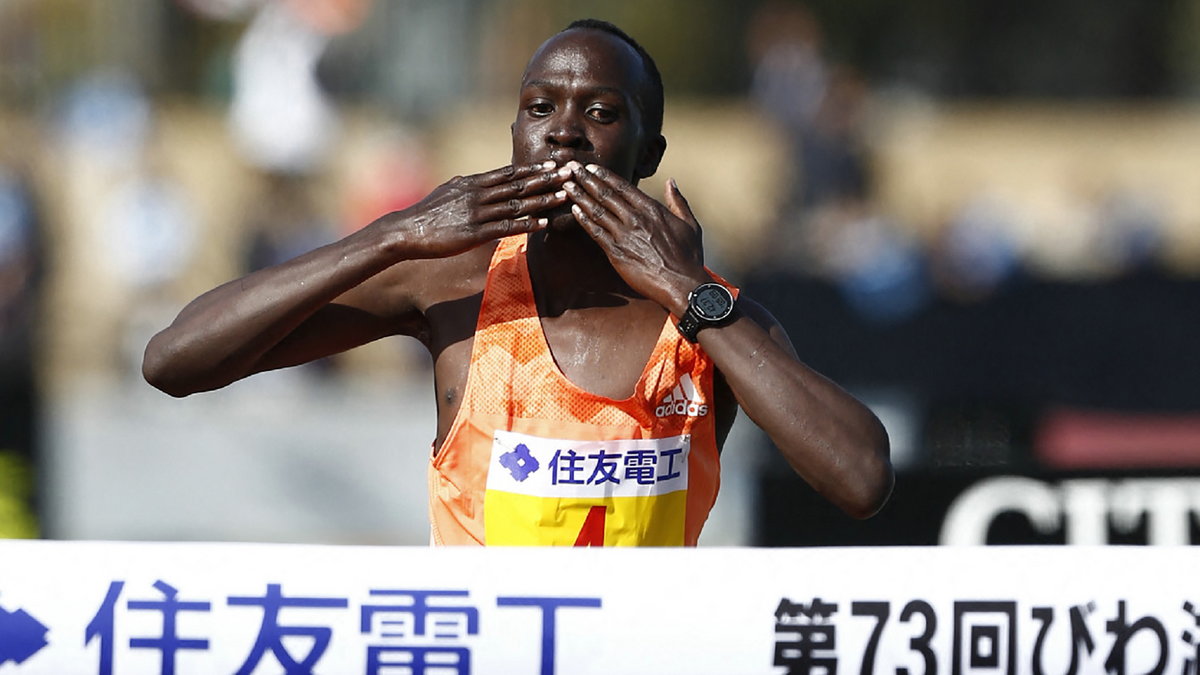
[143,19,893,545]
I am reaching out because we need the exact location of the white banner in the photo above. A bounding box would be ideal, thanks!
[0,541,1197,673]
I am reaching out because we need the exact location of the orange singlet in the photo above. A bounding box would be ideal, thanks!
[427,234,730,546]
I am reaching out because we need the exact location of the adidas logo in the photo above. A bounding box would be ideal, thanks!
[655,373,709,418]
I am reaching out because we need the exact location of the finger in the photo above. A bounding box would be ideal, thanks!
[569,202,617,250]
[480,163,569,203]
[664,178,700,228]
[577,162,668,215]
[472,161,557,188]
[476,187,570,223]
[562,178,623,236]
[570,162,639,212]
[474,215,550,241]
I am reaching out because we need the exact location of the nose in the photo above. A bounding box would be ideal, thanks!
[546,114,586,149]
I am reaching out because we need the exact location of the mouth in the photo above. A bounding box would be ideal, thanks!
[539,201,574,220]
[545,206,580,233]
[545,151,593,167]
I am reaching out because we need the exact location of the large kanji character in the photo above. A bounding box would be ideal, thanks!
[549,449,586,485]
[85,580,211,675]
[774,597,838,674]
[586,449,621,485]
[360,589,480,675]
[657,447,683,482]
[228,583,347,674]
[497,596,602,675]
[361,589,479,640]
[623,449,657,485]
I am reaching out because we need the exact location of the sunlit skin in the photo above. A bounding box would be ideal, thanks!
[142,27,894,519]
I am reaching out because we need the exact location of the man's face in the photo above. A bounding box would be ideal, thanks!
[512,29,663,227]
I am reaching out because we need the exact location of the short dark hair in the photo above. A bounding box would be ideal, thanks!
[564,19,664,138]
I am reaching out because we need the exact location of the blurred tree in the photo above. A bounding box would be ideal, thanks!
[469,0,755,104]
[1166,0,1200,96]
[24,0,1197,106]
[790,0,1181,98]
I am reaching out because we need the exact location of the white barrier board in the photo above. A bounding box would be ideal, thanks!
[0,541,1196,673]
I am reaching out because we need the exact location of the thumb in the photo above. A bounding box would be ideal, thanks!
[664,178,700,228]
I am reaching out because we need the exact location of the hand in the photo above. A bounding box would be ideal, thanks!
[563,162,708,314]
[382,161,570,259]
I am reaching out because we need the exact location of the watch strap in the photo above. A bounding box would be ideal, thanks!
[677,309,704,343]
[676,282,735,344]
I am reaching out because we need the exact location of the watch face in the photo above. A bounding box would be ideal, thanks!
[692,284,733,321]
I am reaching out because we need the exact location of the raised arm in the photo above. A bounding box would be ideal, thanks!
[562,162,893,518]
[143,161,570,397]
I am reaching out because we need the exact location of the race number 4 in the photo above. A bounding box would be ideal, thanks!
[573,505,607,547]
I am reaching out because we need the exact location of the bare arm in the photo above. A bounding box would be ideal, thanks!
[563,162,893,518]
[698,299,893,518]
[143,161,570,397]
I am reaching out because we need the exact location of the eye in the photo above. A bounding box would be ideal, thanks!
[587,105,618,123]
[527,100,553,117]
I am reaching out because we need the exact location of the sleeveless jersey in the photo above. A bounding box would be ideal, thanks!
[427,234,728,546]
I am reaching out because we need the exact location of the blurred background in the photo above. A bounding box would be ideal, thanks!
[1,0,1198,546]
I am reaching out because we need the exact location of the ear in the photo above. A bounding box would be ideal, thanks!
[633,134,667,180]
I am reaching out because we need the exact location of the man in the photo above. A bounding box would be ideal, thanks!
[144,19,893,546]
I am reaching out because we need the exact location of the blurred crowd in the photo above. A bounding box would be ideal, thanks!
[1,0,1198,537]
[744,2,1184,325]
[0,0,1192,383]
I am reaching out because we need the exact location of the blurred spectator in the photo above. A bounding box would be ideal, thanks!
[930,193,1023,303]
[0,164,43,537]
[54,69,151,171]
[822,208,930,324]
[104,152,199,377]
[243,172,335,272]
[105,160,197,293]
[747,2,827,138]
[340,127,434,237]
[240,172,340,378]
[1036,180,1169,280]
[229,1,337,173]
[228,0,371,174]
[1093,188,1165,276]
[747,3,871,217]
[746,1,879,291]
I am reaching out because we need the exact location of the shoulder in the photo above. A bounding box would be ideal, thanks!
[323,241,500,349]
[360,241,501,312]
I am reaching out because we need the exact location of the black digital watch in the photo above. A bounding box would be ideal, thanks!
[676,282,735,343]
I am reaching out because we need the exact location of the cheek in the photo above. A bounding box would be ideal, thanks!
[510,121,540,161]
[596,128,642,172]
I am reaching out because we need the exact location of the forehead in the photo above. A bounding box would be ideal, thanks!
[521,29,646,94]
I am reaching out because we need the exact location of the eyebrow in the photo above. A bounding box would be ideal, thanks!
[522,79,627,99]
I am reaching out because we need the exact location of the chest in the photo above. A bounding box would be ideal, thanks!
[428,296,670,440]
[537,301,669,400]
[422,241,676,444]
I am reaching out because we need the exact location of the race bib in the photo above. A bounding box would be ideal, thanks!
[484,430,690,546]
